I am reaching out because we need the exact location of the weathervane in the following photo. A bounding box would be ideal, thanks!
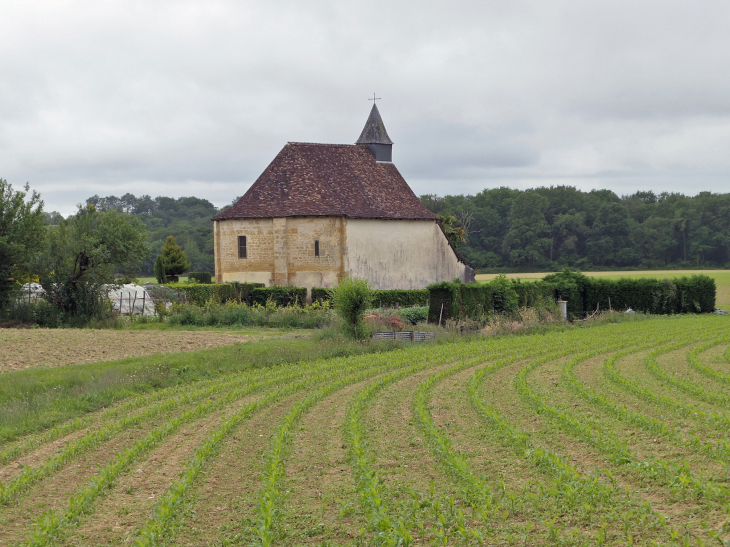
[368,93,381,104]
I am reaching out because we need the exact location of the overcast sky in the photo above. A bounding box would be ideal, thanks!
[3,1,730,215]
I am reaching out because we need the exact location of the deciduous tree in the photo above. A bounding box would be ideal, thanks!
[0,180,45,309]
[41,204,149,321]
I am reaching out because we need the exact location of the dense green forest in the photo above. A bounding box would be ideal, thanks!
[43,188,730,277]
[84,194,222,276]
[420,187,730,271]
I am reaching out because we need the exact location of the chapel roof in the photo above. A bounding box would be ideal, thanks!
[212,142,437,221]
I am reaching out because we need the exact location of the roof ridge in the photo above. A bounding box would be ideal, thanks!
[287,142,358,147]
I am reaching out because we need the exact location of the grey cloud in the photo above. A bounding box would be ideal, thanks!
[396,120,539,179]
[3,1,730,216]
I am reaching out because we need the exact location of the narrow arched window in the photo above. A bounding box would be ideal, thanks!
[314,240,320,258]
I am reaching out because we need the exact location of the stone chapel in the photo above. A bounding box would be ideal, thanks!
[212,104,474,295]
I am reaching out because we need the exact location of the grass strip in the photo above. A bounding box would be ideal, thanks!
[0,366,257,466]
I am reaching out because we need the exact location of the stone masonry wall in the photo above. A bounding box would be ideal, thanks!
[214,217,345,291]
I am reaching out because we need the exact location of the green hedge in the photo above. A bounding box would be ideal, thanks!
[371,289,429,307]
[311,287,428,308]
[311,287,330,303]
[251,286,307,307]
[187,272,212,284]
[168,282,265,306]
[512,280,554,308]
[427,276,521,324]
[583,274,716,315]
[428,271,717,323]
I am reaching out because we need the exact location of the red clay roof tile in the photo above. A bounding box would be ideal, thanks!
[212,142,437,221]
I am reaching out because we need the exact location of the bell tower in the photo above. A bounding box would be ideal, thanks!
[355,102,393,162]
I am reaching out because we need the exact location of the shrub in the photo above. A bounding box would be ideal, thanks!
[311,287,330,303]
[426,277,517,323]
[330,276,373,339]
[187,272,212,284]
[371,289,429,307]
[398,306,429,325]
[551,271,715,315]
[154,255,166,284]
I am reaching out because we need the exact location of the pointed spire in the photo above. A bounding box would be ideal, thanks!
[356,103,393,145]
[356,103,393,162]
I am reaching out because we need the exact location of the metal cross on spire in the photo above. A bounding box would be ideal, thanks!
[368,93,381,103]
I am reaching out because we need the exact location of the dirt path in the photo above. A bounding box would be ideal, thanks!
[0,329,261,373]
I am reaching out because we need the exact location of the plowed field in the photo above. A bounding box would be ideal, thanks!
[2,315,730,546]
[0,330,260,374]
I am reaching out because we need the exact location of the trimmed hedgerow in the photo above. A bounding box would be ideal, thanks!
[429,270,717,323]
[371,289,429,308]
[168,282,265,306]
[187,272,212,284]
[427,275,518,324]
[311,287,428,308]
[311,287,330,303]
[251,286,307,307]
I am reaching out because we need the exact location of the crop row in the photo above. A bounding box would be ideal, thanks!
[3,316,730,546]
[687,338,730,386]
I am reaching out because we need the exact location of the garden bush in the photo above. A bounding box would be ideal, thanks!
[187,272,212,284]
[330,277,373,339]
[398,306,429,325]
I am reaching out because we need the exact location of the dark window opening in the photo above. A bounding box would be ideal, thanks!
[238,235,247,259]
[314,240,320,257]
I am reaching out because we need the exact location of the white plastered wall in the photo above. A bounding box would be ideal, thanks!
[344,219,469,289]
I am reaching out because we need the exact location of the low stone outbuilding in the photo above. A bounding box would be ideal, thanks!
[212,104,473,295]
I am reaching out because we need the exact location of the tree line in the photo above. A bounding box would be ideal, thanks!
[420,187,730,271]
[83,193,219,276]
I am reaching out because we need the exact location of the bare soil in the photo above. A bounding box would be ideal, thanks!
[0,329,258,374]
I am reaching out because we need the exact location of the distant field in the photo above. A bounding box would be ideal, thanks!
[475,270,730,311]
